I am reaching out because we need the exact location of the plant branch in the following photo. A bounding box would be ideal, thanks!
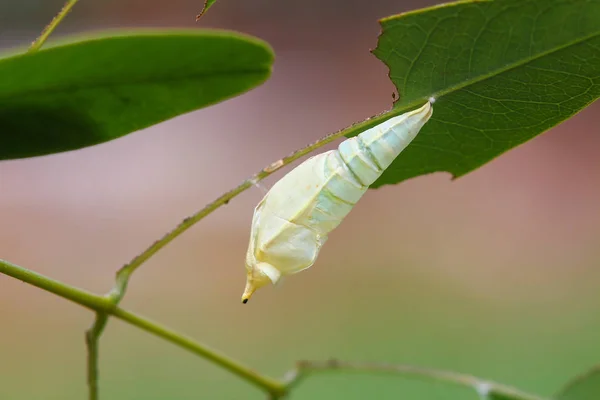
[29,0,80,52]
[0,258,552,399]
[284,360,548,400]
[0,259,286,397]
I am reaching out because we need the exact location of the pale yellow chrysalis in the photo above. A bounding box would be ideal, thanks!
[242,101,433,303]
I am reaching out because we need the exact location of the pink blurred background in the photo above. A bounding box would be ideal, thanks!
[1,1,599,399]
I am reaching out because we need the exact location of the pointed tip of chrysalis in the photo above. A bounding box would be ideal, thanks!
[241,280,257,304]
[241,263,281,304]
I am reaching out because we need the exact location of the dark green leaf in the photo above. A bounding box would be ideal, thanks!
[0,30,273,160]
[368,0,600,188]
[555,366,600,400]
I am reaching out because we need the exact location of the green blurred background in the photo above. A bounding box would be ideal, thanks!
[1,0,600,399]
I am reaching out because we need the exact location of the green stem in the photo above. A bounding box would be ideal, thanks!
[29,0,80,52]
[285,360,548,400]
[85,312,111,399]
[110,308,286,395]
[0,259,286,397]
[0,259,111,311]
[85,313,107,400]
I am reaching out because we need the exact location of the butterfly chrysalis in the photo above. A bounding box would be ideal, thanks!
[242,101,433,303]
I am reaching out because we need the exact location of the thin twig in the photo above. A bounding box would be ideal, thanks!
[85,310,111,398]
[29,0,80,52]
[85,313,107,400]
[0,259,286,397]
[110,307,286,396]
[284,360,548,400]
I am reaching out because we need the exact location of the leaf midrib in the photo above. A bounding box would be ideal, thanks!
[0,68,272,101]
[389,29,600,111]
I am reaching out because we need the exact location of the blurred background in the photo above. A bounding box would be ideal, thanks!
[1,0,599,399]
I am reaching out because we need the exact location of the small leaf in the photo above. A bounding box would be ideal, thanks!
[555,366,600,400]
[196,0,218,20]
[0,30,273,160]
[367,0,600,188]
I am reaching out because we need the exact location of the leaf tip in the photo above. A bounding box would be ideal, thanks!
[196,0,217,22]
